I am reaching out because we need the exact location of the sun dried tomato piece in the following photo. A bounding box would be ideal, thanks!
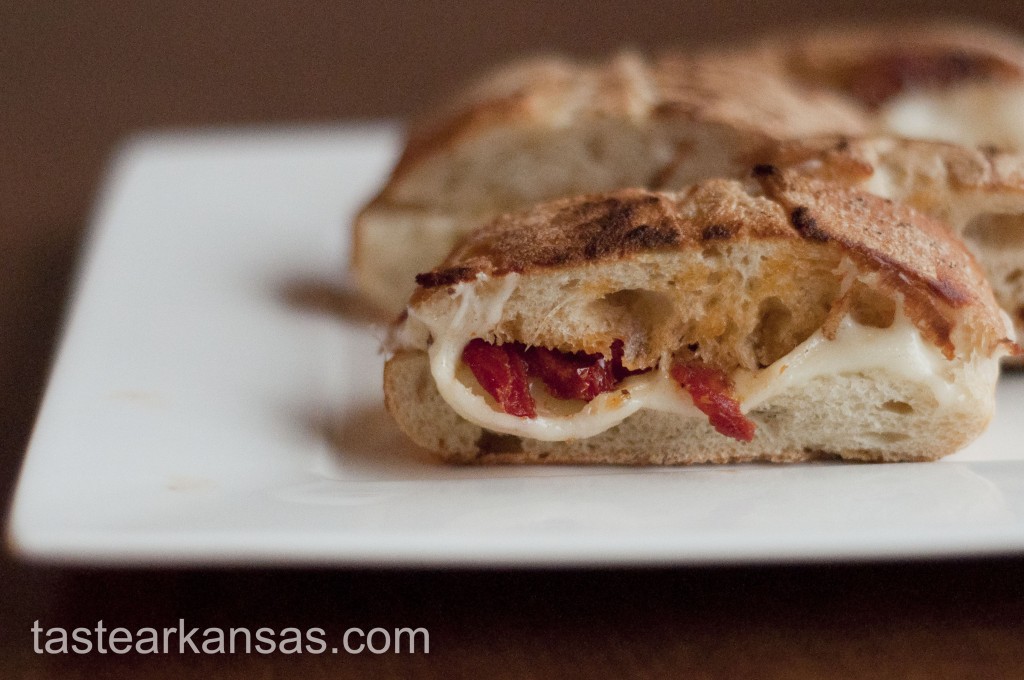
[462,338,654,416]
[609,339,648,382]
[523,346,618,402]
[670,362,756,442]
[462,339,536,418]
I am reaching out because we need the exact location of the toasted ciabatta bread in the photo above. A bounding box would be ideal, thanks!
[384,170,1018,465]
[354,51,871,312]
[353,23,1024,315]
[755,22,1024,150]
[662,135,1024,352]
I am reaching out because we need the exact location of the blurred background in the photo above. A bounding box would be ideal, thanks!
[3,2,1024,676]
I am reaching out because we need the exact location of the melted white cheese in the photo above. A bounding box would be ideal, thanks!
[734,313,959,411]
[403,274,1004,442]
[880,86,1024,150]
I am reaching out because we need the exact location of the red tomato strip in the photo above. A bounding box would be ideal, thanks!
[462,338,654,417]
[610,339,646,382]
[670,362,756,442]
[523,346,617,402]
[462,339,536,418]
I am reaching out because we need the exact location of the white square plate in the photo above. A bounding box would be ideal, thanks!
[8,125,1024,566]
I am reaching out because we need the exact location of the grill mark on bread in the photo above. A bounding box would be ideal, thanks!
[624,224,681,248]
[582,199,680,258]
[927,275,974,306]
[701,224,734,240]
[415,266,478,288]
[790,206,830,242]
[582,198,640,258]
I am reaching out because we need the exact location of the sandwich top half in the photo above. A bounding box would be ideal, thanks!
[353,48,869,312]
[385,168,1019,465]
[353,22,1024,326]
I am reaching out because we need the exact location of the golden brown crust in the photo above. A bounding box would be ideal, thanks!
[760,21,1024,108]
[377,51,868,202]
[391,57,579,190]
[413,176,1009,358]
[734,135,1024,357]
[752,167,990,357]
[746,135,1024,192]
[383,22,1024,199]
[643,51,868,139]
[414,184,788,285]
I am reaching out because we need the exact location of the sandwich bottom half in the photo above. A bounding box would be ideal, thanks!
[384,348,999,465]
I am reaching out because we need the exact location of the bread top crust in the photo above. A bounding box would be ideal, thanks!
[412,173,1013,359]
[757,21,1024,108]
[743,135,1024,194]
[383,51,869,199]
[374,22,1024,207]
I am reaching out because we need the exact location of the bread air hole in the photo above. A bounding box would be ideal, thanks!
[751,296,795,367]
[599,288,674,332]
[868,431,912,444]
[476,430,523,454]
[881,400,914,415]
[848,283,896,329]
[584,134,608,163]
[702,245,723,260]
[964,213,1024,249]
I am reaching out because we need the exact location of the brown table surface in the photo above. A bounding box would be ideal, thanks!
[4,3,1024,677]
